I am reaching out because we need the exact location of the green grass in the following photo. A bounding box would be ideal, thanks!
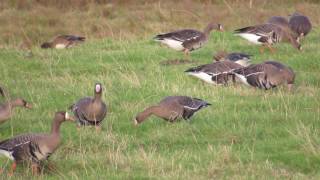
[0,28,320,179]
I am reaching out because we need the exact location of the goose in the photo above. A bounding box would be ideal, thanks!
[185,61,243,85]
[232,61,295,90]
[0,111,75,175]
[213,51,252,67]
[70,83,107,131]
[267,16,290,29]
[154,22,223,57]
[234,23,301,53]
[0,98,32,124]
[41,35,85,49]
[289,12,312,41]
[134,96,211,125]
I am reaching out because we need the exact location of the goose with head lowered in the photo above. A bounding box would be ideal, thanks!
[231,61,295,91]
[154,22,223,57]
[289,12,312,42]
[0,111,75,176]
[70,83,107,131]
[0,98,32,125]
[234,23,301,53]
[41,35,85,49]
[134,96,211,125]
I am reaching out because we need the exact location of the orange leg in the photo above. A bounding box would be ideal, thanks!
[31,163,40,175]
[259,46,265,54]
[183,49,190,59]
[287,84,294,92]
[95,126,102,132]
[267,45,276,53]
[8,161,17,176]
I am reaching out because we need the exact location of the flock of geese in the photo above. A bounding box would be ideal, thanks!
[0,12,312,176]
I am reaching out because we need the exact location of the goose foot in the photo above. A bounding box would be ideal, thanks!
[259,46,265,53]
[183,49,190,59]
[8,162,17,176]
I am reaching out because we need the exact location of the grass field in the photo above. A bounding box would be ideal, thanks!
[0,0,320,179]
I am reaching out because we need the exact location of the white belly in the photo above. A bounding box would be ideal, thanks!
[237,33,262,44]
[160,39,184,51]
[55,44,67,49]
[235,74,250,86]
[187,72,217,84]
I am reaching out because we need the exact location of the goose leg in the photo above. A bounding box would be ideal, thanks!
[267,45,276,53]
[184,49,190,59]
[8,162,17,176]
[259,46,265,53]
[287,84,294,92]
[95,125,102,132]
[31,163,40,175]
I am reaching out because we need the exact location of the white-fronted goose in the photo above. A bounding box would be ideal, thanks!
[213,51,251,67]
[134,96,211,125]
[70,83,107,131]
[0,111,75,175]
[154,22,223,56]
[234,23,301,52]
[289,12,312,40]
[232,61,295,90]
[267,16,289,29]
[185,61,243,85]
[41,35,85,49]
[0,98,32,124]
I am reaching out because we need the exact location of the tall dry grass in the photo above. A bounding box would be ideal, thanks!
[0,0,319,49]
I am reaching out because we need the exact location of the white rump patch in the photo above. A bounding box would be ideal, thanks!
[55,44,67,49]
[159,39,184,51]
[237,33,262,44]
[0,149,14,160]
[187,72,217,84]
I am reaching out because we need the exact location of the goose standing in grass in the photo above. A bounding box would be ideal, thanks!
[0,98,32,124]
[153,22,223,57]
[70,83,107,131]
[234,23,301,53]
[134,96,211,125]
[185,61,243,85]
[289,12,312,41]
[0,111,75,176]
[267,16,289,29]
[41,35,85,49]
[231,61,295,90]
[213,51,252,67]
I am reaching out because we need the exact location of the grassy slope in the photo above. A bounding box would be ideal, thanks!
[0,28,320,179]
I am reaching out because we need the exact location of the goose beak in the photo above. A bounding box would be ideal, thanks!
[65,112,76,122]
[25,103,32,109]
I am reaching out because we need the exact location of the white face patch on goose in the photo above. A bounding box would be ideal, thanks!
[95,84,102,93]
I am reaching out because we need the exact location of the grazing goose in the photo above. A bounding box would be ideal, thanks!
[0,111,74,175]
[213,51,252,67]
[267,16,290,29]
[134,96,211,125]
[154,22,223,57]
[234,23,301,53]
[232,61,295,90]
[70,83,107,131]
[185,61,243,85]
[41,35,85,49]
[289,12,312,41]
[0,98,32,124]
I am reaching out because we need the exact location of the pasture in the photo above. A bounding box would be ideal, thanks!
[0,0,319,179]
